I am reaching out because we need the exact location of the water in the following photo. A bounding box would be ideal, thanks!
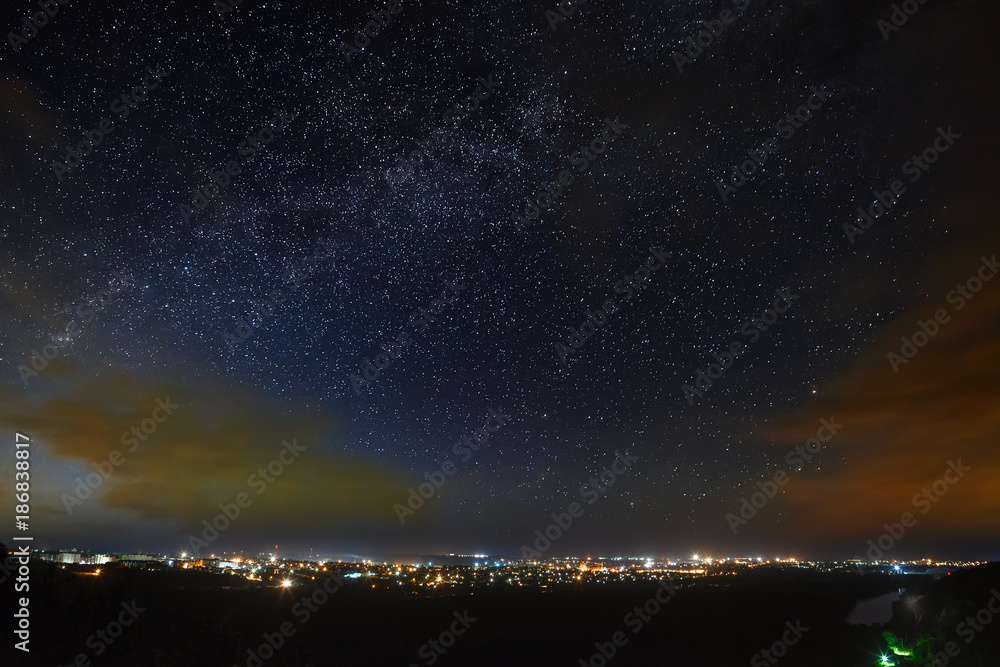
[845,589,903,625]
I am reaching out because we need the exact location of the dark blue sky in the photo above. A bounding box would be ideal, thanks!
[1,0,997,562]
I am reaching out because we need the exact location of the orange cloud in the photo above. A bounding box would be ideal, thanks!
[0,365,409,538]
[756,249,1000,541]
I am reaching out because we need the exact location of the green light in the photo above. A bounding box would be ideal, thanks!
[881,630,911,660]
[878,655,896,667]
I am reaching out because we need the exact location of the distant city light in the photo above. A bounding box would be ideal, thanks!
[281,579,292,588]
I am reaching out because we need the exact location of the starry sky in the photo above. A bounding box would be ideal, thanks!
[1,0,998,561]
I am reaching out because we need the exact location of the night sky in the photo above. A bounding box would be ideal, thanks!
[1,0,998,562]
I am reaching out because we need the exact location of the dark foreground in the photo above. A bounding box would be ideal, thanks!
[5,561,999,667]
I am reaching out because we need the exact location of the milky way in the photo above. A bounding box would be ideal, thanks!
[2,0,997,560]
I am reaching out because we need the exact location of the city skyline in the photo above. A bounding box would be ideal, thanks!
[3,0,998,602]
